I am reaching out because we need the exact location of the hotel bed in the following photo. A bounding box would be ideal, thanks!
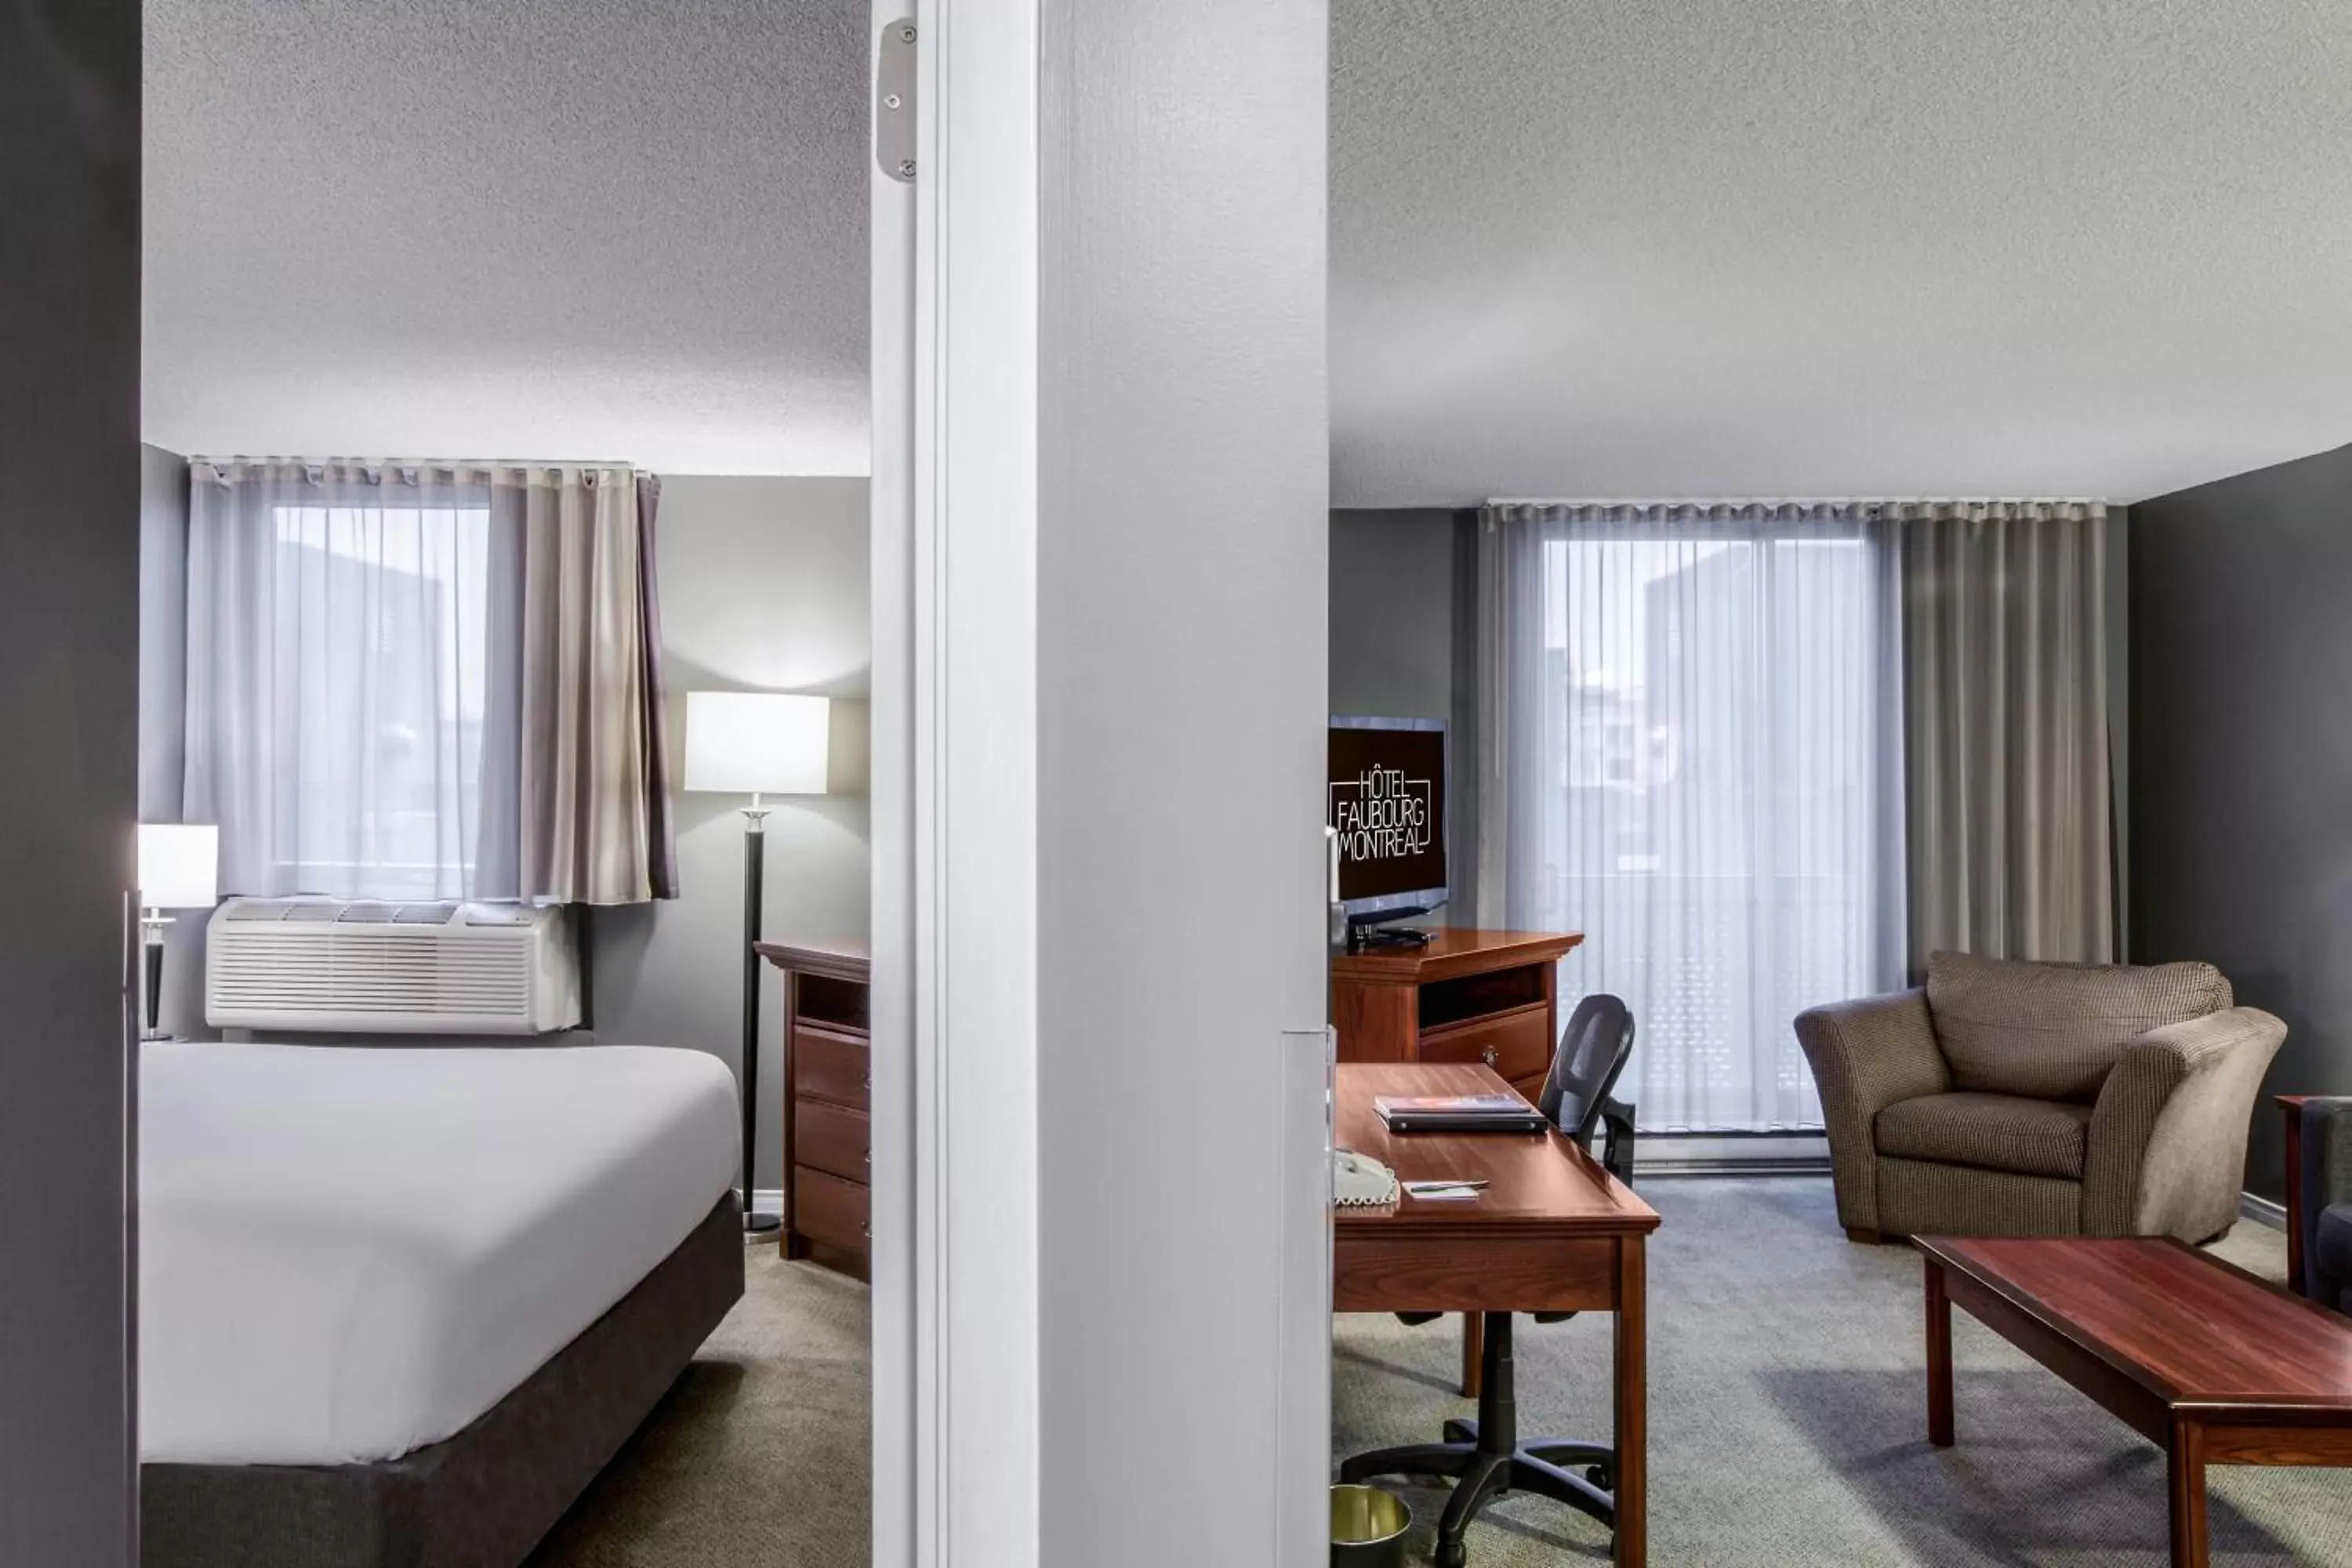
[138,1041,744,1568]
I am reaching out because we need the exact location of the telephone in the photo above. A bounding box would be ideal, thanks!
[1333,1147,1399,1208]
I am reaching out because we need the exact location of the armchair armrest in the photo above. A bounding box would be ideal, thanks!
[1795,989,1947,1232]
[2084,1007,2286,1239]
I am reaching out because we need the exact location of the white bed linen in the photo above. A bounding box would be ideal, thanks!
[140,1041,739,1466]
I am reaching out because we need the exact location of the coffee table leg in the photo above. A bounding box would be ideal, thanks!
[2168,1419,2208,1568]
[1926,1256,1954,1447]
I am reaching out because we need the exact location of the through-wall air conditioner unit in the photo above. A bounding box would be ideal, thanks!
[205,899,583,1035]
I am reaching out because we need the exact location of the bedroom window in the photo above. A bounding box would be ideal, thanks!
[261,503,496,900]
[184,460,679,908]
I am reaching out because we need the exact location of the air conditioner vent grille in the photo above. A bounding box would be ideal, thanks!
[205,899,577,1035]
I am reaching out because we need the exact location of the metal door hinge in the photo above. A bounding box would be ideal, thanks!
[877,20,916,183]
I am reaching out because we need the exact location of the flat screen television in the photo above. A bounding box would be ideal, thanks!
[1329,717,1447,940]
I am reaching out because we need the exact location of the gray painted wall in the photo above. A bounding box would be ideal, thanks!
[1036,0,1329,1561]
[140,475,870,1190]
[1330,508,1456,720]
[2130,442,2352,1203]
[0,0,140,1559]
[591,475,870,1190]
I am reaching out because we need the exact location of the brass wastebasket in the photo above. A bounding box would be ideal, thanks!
[1330,1483,1410,1567]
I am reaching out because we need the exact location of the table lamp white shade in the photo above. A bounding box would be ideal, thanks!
[682,691,830,797]
[138,823,220,909]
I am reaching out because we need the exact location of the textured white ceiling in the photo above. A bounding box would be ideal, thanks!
[143,0,868,474]
[1333,0,2352,506]
[149,2,2352,498]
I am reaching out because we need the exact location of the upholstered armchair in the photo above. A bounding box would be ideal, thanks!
[2289,1098,2352,1312]
[1795,952,2285,1244]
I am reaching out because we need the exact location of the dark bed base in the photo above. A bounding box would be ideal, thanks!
[142,1192,746,1568]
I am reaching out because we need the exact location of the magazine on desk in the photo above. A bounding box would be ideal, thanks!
[1374,1093,1550,1135]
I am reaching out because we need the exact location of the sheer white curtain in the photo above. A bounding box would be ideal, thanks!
[184,461,502,900]
[1475,503,1907,1131]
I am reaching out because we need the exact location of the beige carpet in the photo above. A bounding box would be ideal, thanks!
[524,1181,2352,1566]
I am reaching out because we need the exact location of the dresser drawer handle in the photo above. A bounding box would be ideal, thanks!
[1481,1044,1499,1068]
[860,1220,871,1240]
[863,1149,872,1166]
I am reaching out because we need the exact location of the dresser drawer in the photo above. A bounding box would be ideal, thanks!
[796,1099,872,1185]
[1418,1001,1553,1086]
[795,1025,870,1110]
[793,1165,870,1254]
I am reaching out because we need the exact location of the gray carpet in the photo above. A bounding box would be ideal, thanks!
[524,1240,872,1567]
[1336,1179,2352,1566]
[521,1181,2352,1566]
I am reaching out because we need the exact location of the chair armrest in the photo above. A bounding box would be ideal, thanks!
[2083,1007,2286,1238]
[1795,989,1947,1232]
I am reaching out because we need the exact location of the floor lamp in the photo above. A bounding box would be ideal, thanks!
[684,691,831,1236]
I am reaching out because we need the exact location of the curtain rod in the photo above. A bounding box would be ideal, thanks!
[1482,495,2107,508]
[188,455,640,472]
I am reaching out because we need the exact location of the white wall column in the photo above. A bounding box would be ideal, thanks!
[876,2,1327,1563]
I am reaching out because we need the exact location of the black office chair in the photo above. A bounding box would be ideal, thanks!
[1345,993,1639,1568]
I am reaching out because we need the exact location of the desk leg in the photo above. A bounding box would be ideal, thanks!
[1613,1233,1646,1568]
[1461,1314,1483,1399]
[1926,1257,1954,1447]
[2168,1418,2209,1568]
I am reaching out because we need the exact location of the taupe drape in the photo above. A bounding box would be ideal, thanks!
[1901,500,2111,965]
[488,466,678,905]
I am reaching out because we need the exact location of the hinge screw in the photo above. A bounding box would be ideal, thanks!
[884,93,902,111]
[898,158,916,178]
[899,25,916,42]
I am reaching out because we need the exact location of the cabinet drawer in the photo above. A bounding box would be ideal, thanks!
[796,1025,870,1110]
[1418,1002,1552,1085]
[797,1099,871,1185]
[793,1165,870,1253]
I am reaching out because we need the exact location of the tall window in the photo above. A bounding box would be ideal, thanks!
[1509,514,1903,1130]
[267,503,495,899]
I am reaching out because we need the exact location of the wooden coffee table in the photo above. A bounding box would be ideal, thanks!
[1917,1236,2352,1566]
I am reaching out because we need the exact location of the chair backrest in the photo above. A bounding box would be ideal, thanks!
[1538,993,1635,1145]
[1923,950,2232,1102]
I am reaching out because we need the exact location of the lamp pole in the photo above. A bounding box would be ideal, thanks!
[740,792,782,1234]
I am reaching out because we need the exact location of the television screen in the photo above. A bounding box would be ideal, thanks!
[1329,719,1447,915]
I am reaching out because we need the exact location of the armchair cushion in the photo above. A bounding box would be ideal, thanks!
[1875,1092,2092,1181]
[1925,950,2231,1102]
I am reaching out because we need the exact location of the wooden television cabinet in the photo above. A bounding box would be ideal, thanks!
[1329,928,1584,1103]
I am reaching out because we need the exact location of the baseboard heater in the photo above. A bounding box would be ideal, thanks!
[205,898,582,1035]
[1638,1133,1832,1178]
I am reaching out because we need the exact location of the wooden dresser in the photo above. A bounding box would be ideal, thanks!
[756,941,871,1279]
[1329,928,1584,1104]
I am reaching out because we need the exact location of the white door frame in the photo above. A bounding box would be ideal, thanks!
[869,4,1043,1565]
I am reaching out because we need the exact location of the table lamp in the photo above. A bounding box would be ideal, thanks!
[136,822,219,1041]
[684,691,831,1235]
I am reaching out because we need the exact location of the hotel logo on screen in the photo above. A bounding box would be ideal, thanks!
[1330,766,1436,866]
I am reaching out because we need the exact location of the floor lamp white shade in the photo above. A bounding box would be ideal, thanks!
[683,691,831,799]
[138,823,220,909]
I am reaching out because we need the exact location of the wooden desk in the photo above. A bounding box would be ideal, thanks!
[1334,1062,1658,1568]
[756,941,871,1279]
[1919,1235,2352,1568]
[1330,929,1583,1105]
